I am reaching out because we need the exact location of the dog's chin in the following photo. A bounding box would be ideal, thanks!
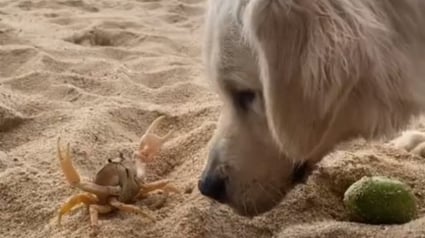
[226,195,285,218]
[226,169,314,218]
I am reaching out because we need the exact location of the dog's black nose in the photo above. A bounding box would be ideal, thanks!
[198,175,226,203]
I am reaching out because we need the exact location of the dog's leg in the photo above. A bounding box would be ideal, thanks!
[388,130,425,157]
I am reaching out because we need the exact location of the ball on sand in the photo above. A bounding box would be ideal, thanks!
[343,176,417,224]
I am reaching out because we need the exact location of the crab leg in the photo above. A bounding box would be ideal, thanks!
[137,179,180,198]
[108,197,155,221]
[134,116,174,163]
[136,180,180,210]
[56,137,121,196]
[57,193,99,225]
[89,204,112,234]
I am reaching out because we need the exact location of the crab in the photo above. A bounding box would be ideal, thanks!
[55,116,179,234]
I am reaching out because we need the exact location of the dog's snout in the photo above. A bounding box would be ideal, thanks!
[198,174,227,203]
[198,141,228,202]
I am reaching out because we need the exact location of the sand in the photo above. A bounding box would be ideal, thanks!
[1,0,425,237]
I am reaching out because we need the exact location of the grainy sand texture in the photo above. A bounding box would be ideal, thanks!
[1,0,425,238]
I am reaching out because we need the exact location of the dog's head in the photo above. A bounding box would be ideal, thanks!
[197,0,314,217]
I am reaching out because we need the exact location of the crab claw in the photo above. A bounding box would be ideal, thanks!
[135,116,173,163]
[57,137,81,186]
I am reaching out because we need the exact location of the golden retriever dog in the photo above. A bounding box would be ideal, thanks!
[198,0,425,217]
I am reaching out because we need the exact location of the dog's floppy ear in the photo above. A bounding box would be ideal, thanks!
[241,0,397,160]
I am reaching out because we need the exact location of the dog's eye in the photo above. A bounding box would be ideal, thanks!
[234,90,255,111]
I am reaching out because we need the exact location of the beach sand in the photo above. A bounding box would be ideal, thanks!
[1,0,425,237]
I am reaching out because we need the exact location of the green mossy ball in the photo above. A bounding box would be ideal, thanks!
[343,176,417,224]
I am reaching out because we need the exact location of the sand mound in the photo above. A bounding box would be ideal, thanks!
[1,0,425,237]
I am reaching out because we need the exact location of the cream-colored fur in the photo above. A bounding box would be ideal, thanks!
[201,0,425,216]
